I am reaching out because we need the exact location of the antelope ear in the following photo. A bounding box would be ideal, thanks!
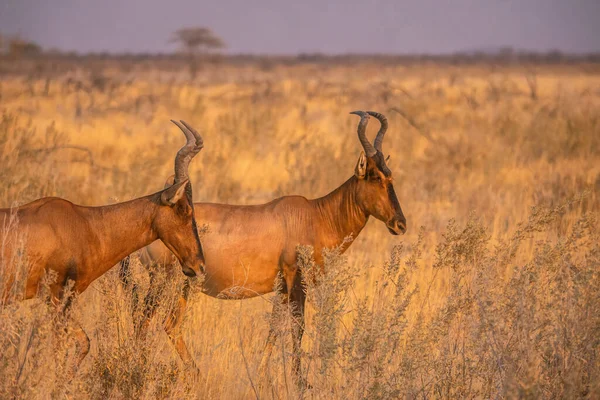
[161,179,188,206]
[355,152,367,179]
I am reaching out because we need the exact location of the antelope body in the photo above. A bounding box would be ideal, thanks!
[0,120,205,366]
[124,111,406,385]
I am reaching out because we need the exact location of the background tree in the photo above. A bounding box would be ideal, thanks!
[170,27,226,80]
[5,36,42,58]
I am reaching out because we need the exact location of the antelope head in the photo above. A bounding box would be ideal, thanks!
[350,111,407,235]
[155,120,206,277]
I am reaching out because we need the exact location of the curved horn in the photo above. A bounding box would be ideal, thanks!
[170,120,204,183]
[367,111,388,152]
[179,120,204,147]
[349,111,376,157]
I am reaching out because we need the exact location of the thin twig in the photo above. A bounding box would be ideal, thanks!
[389,107,436,143]
[237,301,260,400]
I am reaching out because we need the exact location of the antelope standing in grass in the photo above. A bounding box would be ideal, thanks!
[0,120,205,367]
[121,111,406,386]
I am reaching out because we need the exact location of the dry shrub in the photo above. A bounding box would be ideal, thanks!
[0,113,65,202]
[283,197,599,399]
[0,61,598,399]
[0,270,78,399]
[82,260,196,399]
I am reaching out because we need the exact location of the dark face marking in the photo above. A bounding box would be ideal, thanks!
[184,183,205,273]
[158,181,205,277]
[363,152,407,235]
[185,182,205,274]
[386,182,404,218]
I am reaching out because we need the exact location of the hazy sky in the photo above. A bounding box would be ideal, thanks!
[1,0,599,54]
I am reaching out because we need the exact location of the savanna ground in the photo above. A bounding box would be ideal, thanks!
[0,58,599,399]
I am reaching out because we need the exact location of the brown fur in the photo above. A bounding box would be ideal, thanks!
[0,120,205,368]
[1,183,204,302]
[126,112,406,385]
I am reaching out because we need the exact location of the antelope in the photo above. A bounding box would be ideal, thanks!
[0,120,205,367]
[120,111,406,385]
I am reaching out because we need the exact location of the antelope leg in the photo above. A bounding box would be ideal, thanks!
[288,270,308,389]
[72,324,90,367]
[164,279,198,373]
[258,282,289,377]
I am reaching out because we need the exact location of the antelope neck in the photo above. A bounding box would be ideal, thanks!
[81,194,161,280]
[312,176,369,245]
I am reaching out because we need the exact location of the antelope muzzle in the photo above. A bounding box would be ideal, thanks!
[386,216,407,235]
[182,260,205,278]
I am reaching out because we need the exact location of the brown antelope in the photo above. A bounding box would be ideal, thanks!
[120,111,406,385]
[0,120,205,367]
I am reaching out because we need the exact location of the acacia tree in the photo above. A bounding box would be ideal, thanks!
[170,27,225,79]
[8,37,42,57]
[0,34,42,57]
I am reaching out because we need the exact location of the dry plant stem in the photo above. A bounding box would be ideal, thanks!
[0,61,598,399]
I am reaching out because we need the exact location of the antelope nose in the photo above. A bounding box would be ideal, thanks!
[182,266,197,278]
[387,218,407,235]
[397,219,407,234]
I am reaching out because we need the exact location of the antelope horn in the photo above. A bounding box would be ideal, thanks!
[179,120,204,148]
[170,120,204,183]
[349,111,376,157]
[367,111,388,152]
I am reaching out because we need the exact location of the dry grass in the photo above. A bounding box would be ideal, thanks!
[0,60,599,399]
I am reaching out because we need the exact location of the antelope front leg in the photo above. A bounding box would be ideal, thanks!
[135,270,162,340]
[289,271,308,390]
[258,278,289,380]
[72,324,90,368]
[164,279,198,374]
[118,256,141,309]
[53,291,90,375]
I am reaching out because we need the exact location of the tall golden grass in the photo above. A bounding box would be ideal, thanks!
[0,60,599,399]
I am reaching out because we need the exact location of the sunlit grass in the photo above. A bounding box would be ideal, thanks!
[0,60,598,398]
